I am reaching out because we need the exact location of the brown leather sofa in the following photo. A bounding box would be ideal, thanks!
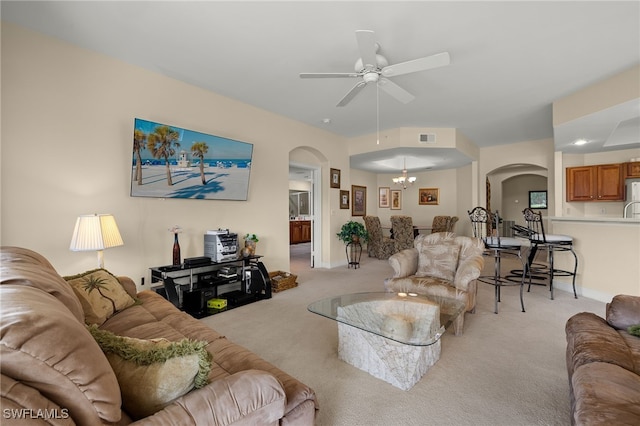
[0,246,318,425]
[565,294,640,425]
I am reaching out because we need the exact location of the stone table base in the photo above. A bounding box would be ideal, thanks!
[337,300,441,390]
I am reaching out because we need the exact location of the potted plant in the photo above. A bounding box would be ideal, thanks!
[336,221,369,244]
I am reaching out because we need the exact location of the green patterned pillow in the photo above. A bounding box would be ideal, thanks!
[88,325,212,420]
[628,324,640,337]
[64,269,137,325]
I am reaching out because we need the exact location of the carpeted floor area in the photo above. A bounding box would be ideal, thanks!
[202,250,605,426]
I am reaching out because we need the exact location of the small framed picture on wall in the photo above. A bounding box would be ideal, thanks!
[379,187,390,208]
[351,185,366,216]
[340,190,349,209]
[419,188,439,205]
[390,190,402,210]
[330,168,341,189]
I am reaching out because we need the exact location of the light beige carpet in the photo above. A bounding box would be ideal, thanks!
[201,252,605,426]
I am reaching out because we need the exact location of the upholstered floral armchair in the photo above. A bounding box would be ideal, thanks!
[363,216,396,259]
[384,232,485,335]
[391,215,414,252]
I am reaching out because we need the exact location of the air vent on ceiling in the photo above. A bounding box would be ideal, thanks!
[419,133,436,144]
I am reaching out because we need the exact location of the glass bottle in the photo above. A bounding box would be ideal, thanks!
[172,233,181,265]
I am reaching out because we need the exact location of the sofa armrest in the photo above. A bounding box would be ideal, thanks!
[606,294,640,331]
[131,370,286,426]
[453,254,484,292]
[117,276,138,300]
[388,248,418,278]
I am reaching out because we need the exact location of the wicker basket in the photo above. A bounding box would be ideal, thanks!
[269,270,298,293]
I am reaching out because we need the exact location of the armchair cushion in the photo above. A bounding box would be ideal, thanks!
[415,243,460,282]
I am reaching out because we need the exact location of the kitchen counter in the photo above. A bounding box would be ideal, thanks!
[548,217,639,301]
[550,216,640,224]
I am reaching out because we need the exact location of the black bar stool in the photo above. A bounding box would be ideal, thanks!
[468,207,526,314]
[521,208,578,300]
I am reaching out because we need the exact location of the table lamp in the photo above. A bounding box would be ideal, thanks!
[69,214,124,268]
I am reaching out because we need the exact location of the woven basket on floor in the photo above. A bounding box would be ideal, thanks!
[269,271,298,292]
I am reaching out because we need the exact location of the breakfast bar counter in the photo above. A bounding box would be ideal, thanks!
[548,217,640,300]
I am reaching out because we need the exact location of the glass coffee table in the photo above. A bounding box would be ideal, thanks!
[308,292,465,390]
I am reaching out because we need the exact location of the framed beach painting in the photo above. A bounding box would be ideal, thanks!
[390,190,402,210]
[131,118,253,200]
[340,190,349,209]
[379,187,390,208]
[419,188,439,205]
[330,168,341,189]
[351,185,366,216]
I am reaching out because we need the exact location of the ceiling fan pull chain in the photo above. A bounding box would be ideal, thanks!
[376,82,380,145]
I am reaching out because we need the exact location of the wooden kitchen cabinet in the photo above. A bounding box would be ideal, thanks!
[626,162,640,178]
[566,163,624,201]
[290,220,311,244]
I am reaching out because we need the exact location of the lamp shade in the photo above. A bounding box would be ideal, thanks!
[70,214,123,251]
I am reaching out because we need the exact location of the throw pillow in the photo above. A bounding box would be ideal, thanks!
[415,243,460,282]
[628,324,640,337]
[88,325,212,420]
[64,269,137,325]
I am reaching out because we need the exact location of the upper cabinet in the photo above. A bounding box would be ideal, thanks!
[626,162,640,178]
[566,163,624,202]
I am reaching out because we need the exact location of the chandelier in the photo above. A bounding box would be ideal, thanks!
[392,158,416,189]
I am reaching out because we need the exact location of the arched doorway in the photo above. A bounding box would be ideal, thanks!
[289,147,328,271]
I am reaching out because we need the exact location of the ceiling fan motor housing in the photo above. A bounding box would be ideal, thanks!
[355,54,389,73]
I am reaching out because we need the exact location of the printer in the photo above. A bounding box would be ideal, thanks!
[204,229,238,262]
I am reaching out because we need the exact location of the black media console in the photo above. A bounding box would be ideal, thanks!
[149,255,271,318]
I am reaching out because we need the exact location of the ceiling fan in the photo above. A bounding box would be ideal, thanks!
[300,30,450,107]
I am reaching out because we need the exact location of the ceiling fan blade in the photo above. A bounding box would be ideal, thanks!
[337,81,367,107]
[381,52,450,77]
[300,72,359,79]
[355,30,378,69]
[378,78,415,104]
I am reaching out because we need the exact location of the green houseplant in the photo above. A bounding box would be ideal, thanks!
[337,221,369,244]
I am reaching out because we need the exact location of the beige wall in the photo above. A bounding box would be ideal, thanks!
[1,23,352,285]
[3,22,637,300]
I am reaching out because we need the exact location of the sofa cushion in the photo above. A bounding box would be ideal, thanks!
[0,285,121,425]
[88,325,212,420]
[572,362,640,425]
[64,269,137,325]
[415,243,460,282]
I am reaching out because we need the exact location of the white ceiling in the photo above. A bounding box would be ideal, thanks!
[2,1,639,174]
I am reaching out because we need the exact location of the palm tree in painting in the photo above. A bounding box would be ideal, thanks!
[133,129,147,185]
[82,274,117,314]
[147,125,180,186]
[191,142,209,185]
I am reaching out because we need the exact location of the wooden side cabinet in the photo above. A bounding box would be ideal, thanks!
[626,162,640,178]
[290,220,311,244]
[566,164,624,202]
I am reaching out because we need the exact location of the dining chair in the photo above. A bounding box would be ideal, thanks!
[363,216,396,259]
[468,207,525,314]
[390,215,414,252]
[430,216,451,233]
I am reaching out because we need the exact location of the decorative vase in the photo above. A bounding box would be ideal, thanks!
[172,233,181,265]
[243,240,256,257]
